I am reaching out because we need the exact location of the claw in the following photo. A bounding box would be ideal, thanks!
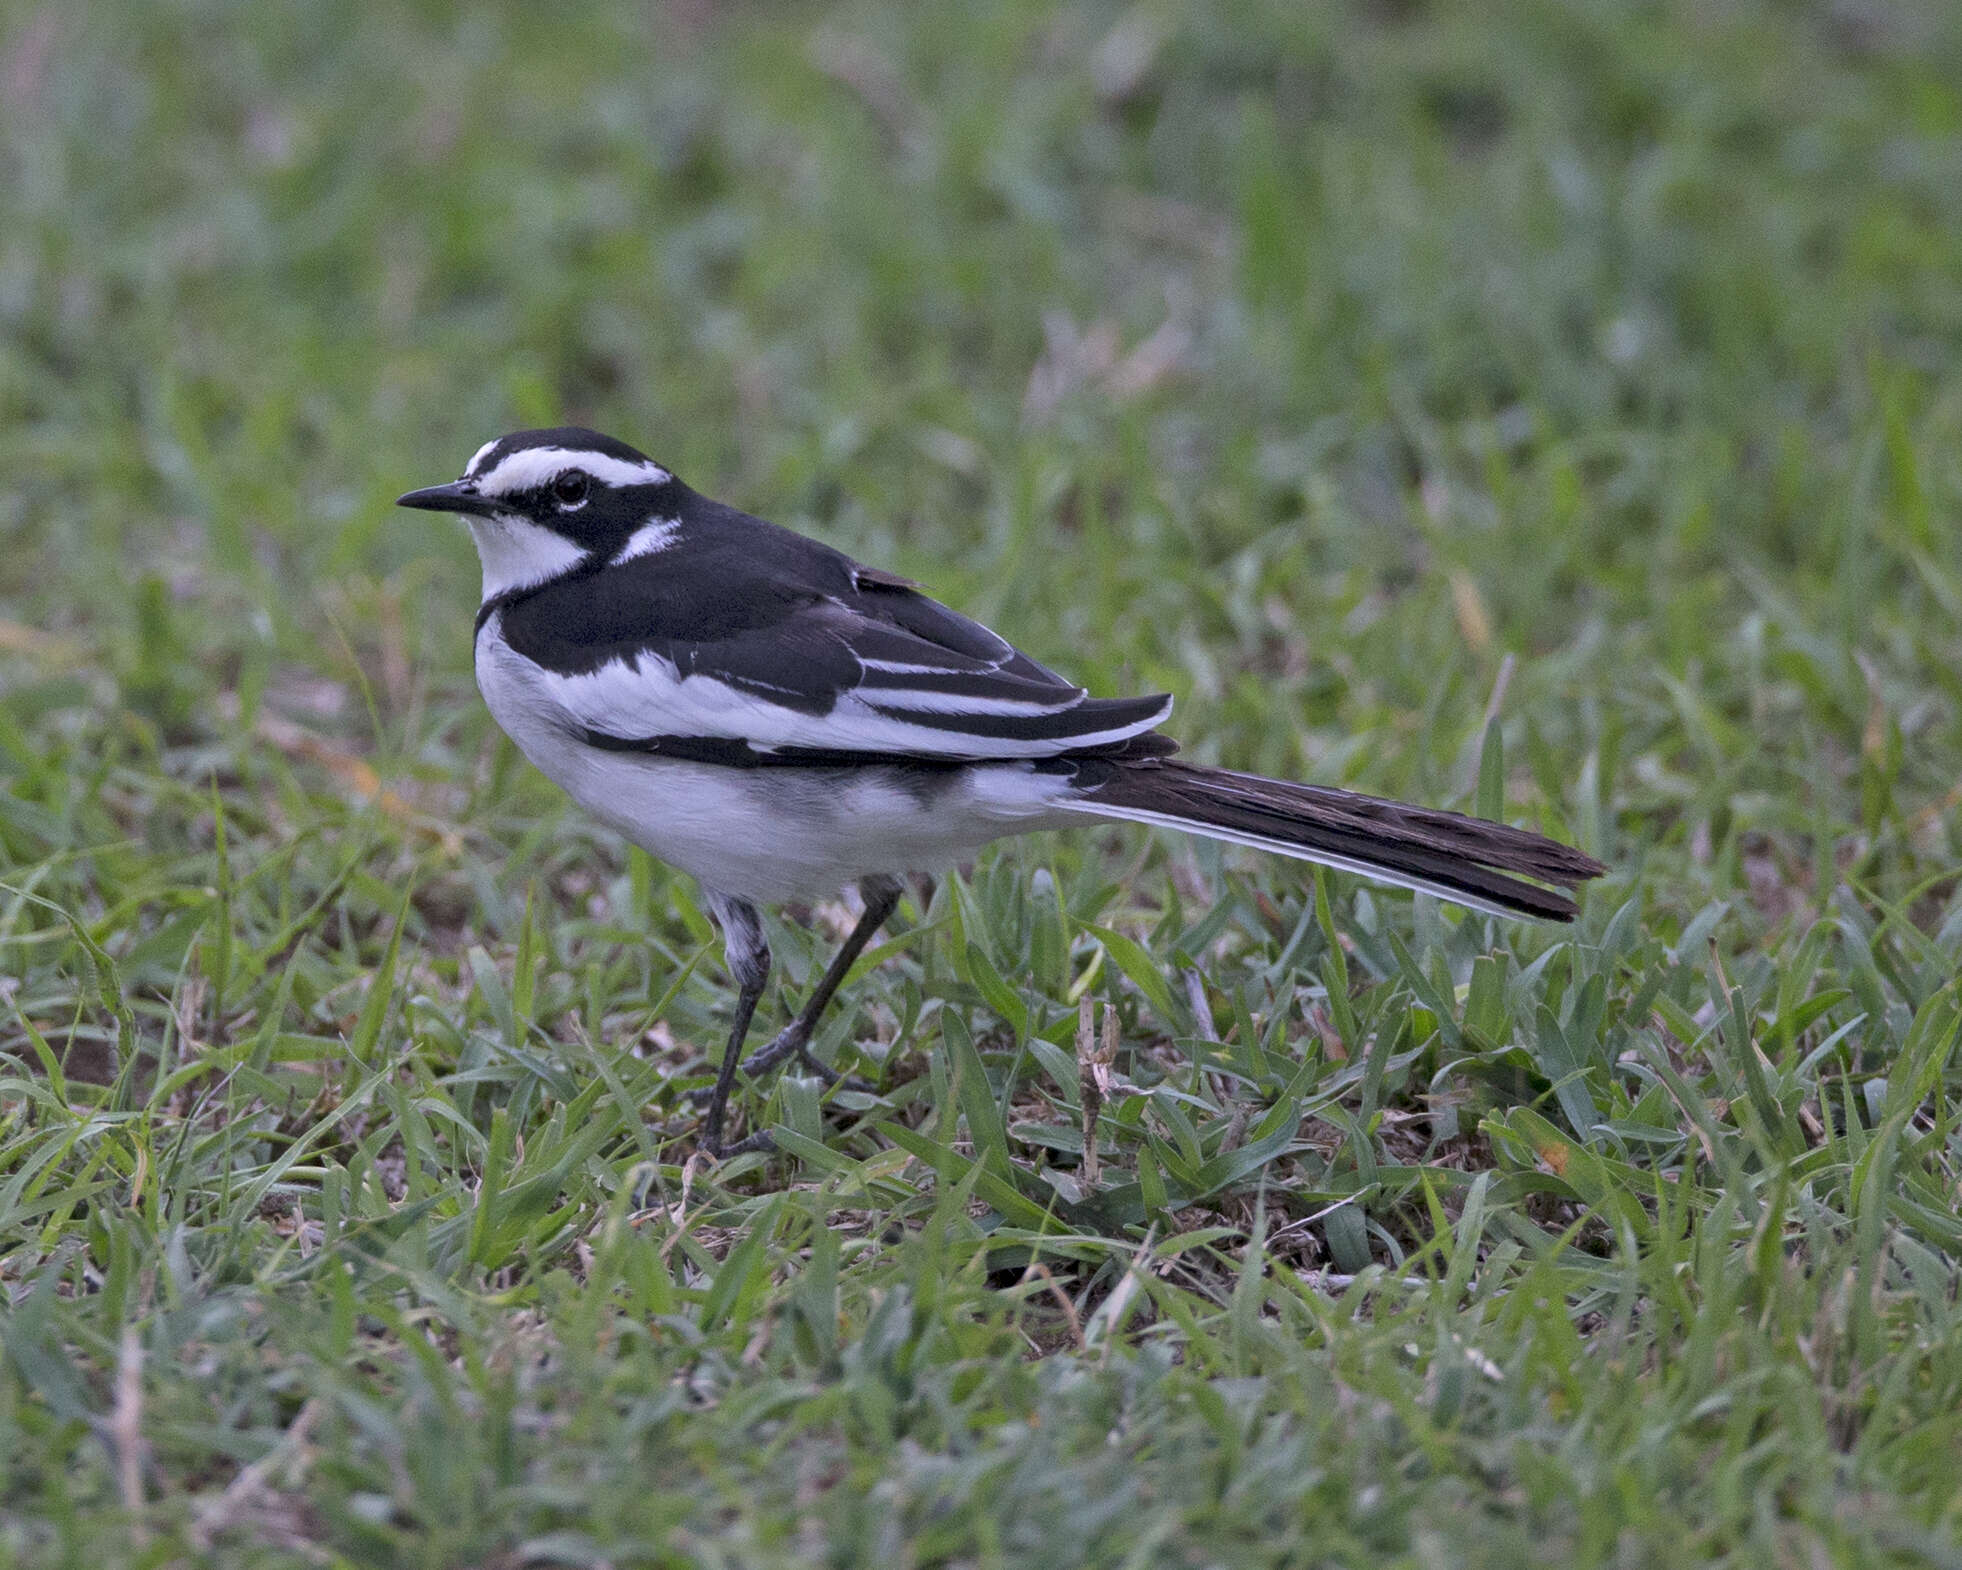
[701,1129,777,1160]
[740,1022,811,1079]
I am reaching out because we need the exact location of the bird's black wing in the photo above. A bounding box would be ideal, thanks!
[492,491,1172,762]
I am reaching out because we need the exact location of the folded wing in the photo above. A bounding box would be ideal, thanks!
[493,532,1173,763]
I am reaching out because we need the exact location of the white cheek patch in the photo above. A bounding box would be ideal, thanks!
[614,519,679,562]
[465,514,591,599]
[475,446,671,498]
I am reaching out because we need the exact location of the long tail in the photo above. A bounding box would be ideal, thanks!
[1059,759,1604,920]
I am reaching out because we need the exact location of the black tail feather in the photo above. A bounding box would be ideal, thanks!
[1066,760,1604,921]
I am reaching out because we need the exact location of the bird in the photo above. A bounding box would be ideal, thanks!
[399,427,1605,1158]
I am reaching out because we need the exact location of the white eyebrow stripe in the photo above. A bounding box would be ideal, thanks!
[474,446,672,496]
[465,438,500,479]
[614,519,680,562]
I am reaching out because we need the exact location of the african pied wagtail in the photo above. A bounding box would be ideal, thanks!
[400,428,1604,1157]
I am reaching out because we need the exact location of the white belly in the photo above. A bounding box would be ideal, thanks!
[474,626,1073,902]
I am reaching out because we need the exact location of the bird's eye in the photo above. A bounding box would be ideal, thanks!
[552,471,589,506]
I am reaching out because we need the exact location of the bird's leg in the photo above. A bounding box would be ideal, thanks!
[741,875,901,1084]
[699,895,775,1158]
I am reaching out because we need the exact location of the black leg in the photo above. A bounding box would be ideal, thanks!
[699,894,775,1158]
[741,875,901,1082]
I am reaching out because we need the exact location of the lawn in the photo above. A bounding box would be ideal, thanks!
[4,0,1962,1564]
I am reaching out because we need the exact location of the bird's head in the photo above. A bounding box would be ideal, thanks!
[398,427,680,599]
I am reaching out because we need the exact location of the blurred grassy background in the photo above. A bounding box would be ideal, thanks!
[5,1,1962,1564]
[14,0,1960,815]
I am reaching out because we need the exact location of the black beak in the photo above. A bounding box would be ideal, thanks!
[396,480,496,517]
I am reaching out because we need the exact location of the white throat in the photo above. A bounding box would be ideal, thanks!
[466,513,590,600]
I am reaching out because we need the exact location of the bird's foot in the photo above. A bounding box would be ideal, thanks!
[741,1023,873,1092]
[683,1029,875,1109]
[740,1021,815,1078]
[699,1128,776,1160]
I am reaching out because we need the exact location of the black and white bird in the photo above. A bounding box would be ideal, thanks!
[400,427,1604,1157]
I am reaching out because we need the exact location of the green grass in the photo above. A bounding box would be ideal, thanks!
[5,0,1962,1563]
